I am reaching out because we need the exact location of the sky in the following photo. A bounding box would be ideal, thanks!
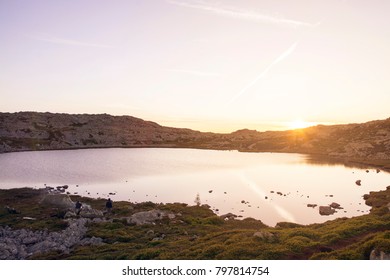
[1,0,390,132]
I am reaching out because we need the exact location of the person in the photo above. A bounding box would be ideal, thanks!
[105,198,113,214]
[75,201,82,215]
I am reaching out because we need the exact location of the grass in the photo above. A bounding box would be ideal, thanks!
[0,187,389,260]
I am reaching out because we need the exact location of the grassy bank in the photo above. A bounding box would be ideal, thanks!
[1,186,389,260]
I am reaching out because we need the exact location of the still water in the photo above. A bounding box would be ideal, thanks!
[0,148,389,226]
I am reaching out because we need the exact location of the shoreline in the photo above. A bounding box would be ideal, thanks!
[1,145,390,172]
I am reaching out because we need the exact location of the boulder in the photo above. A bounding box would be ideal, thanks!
[126,210,168,225]
[319,206,336,216]
[253,231,275,241]
[40,194,74,210]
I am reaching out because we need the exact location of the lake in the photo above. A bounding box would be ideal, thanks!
[0,148,389,226]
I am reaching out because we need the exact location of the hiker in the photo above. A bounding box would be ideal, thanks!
[75,201,82,215]
[105,198,113,214]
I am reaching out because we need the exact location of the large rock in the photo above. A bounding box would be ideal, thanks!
[40,194,74,210]
[126,210,169,225]
[319,206,336,216]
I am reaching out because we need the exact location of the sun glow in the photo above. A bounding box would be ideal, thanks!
[289,120,315,130]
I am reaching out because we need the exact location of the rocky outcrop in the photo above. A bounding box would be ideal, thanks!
[0,112,214,153]
[0,218,103,260]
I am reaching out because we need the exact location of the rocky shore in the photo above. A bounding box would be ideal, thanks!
[1,112,390,169]
[0,189,179,260]
[0,219,102,260]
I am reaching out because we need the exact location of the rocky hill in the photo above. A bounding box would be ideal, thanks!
[0,112,218,152]
[1,112,389,168]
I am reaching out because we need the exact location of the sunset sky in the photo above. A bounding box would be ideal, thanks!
[1,0,389,132]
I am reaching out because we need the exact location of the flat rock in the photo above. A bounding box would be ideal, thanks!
[329,202,342,209]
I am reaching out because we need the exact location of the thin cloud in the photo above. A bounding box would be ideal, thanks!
[30,34,114,48]
[166,68,221,77]
[167,0,315,28]
[228,42,298,104]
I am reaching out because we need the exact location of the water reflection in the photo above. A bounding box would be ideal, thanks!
[303,154,388,172]
[0,148,389,226]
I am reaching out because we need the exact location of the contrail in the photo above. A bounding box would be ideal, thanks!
[228,41,298,104]
[167,0,315,28]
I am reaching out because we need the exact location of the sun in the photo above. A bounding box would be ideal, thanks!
[289,119,314,130]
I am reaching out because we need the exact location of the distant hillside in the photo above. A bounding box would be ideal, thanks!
[0,112,218,152]
[1,112,389,168]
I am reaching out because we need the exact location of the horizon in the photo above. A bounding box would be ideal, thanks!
[2,110,387,134]
[1,0,390,132]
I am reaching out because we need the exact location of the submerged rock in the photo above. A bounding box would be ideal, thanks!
[319,206,336,216]
[307,204,317,208]
[329,202,343,209]
[355,180,362,186]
